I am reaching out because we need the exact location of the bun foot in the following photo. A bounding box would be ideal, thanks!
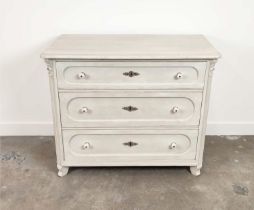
[190,166,201,176]
[57,164,69,177]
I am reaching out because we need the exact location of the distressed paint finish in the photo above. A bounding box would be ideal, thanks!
[41,35,220,176]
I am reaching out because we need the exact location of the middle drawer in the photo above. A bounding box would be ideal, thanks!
[59,91,202,128]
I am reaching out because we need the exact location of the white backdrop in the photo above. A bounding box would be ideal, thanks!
[1,0,254,135]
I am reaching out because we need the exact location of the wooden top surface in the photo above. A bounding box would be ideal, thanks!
[41,34,220,60]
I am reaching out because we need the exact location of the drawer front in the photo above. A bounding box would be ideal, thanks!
[59,91,202,127]
[62,130,198,164]
[56,61,207,89]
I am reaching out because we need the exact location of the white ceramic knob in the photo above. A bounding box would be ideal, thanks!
[169,142,177,149]
[80,107,88,113]
[82,142,91,150]
[78,72,88,79]
[175,72,183,79]
[172,106,179,113]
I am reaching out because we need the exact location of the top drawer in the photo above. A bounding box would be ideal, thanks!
[56,61,207,90]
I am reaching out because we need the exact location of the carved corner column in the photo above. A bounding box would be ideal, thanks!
[45,59,65,174]
[196,59,218,174]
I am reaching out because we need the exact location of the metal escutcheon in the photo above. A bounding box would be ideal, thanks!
[123,71,140,77]
[122,106,138,112]
[123,141,138,147]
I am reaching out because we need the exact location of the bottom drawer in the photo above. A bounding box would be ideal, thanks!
[62,130,198,166]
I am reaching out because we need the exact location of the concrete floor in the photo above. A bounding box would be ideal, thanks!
[0,136,253,210]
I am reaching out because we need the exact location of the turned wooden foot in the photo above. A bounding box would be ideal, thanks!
[190,166,201,176]
[57,164,69,177]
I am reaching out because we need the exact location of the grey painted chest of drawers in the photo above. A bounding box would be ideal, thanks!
[41,35,220,177]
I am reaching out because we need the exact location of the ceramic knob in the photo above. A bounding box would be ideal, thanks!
[80,107,88,113]
[78,72,87,79]
[82,142,91,150]
[172,106,179,113]
[175,72,183,79]
[169,142,177,149]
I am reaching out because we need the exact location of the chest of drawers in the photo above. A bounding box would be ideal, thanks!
[41,35,220,177]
